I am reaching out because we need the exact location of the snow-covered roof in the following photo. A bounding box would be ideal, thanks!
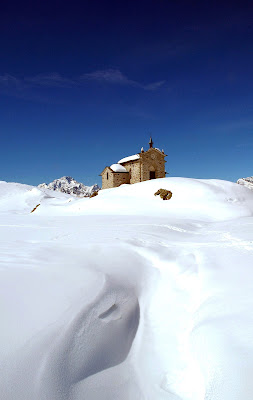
[118,154,140,164]
[110,163,128,173]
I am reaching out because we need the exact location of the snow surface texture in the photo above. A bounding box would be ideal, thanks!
[1,177,253,400]
[110,164,128,173]
[38,176,100,197]
[237,176,253,190]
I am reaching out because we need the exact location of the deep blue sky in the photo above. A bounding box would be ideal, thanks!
[1,0,252,186]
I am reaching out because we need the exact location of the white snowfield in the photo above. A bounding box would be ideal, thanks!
[0,177,253,400]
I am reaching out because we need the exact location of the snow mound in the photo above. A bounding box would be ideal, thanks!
[54,177,253,222]
[0,181,74,214]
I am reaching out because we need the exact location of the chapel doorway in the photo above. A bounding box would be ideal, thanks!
[150,171,156,180]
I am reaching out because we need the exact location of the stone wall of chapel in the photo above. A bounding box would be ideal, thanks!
[112,172,130,187]
[122,161,141,184]
[101,167,114,189]
[140,150,166,181]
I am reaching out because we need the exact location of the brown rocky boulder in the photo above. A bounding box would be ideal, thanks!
[154,189,172,200]
[90,191,98,198]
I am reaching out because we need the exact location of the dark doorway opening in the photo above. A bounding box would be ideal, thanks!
[150,171,156,180]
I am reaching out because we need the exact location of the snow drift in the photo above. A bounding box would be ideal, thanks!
[0,177,253,400]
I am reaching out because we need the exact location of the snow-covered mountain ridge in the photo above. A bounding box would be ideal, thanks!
[237,176,253,190]
[38,176,100,197]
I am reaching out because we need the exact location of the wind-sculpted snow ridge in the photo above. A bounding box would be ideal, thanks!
[0,181,76,214]
[237,176,253,190]
[1,177,253,399]
[1,274,140,400]
[38,176,100,197]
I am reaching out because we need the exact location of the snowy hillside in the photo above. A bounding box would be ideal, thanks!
[0,180,75,214]
[38,176,100,197]
[1,177,253,400]
[237,176,253,190]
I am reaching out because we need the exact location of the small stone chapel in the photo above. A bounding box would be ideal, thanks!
[100,138,167,189]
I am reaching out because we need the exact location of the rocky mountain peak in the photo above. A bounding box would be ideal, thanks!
[38,176,100,197]
[237,177,253,190]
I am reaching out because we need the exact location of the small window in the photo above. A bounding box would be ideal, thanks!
[107,172,109,180]
[129,169,131,179]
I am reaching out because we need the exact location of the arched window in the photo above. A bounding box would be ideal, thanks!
[107,172,109,180]
[129,169,131,179]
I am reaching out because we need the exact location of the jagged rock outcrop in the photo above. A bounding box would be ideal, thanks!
[237,177,253,190]
[38,176,100,197]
